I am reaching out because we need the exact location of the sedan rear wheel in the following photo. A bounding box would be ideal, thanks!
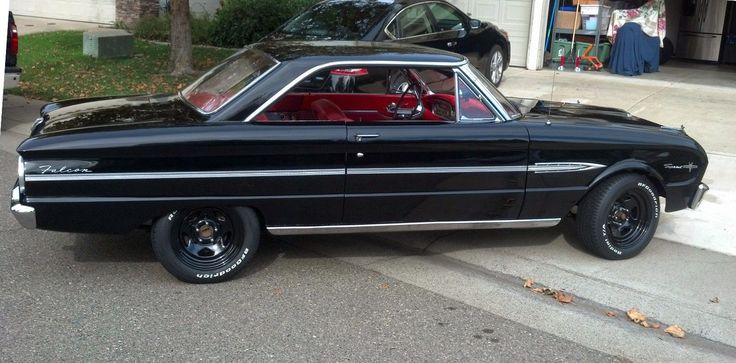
[484,45,505,86]
[576,174,659,259]
[152,206,260,283]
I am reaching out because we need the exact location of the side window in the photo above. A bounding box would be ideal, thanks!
[253,66,463,124]
[388,5,434,38]
[427,3,465,32]
[457,77,495,122]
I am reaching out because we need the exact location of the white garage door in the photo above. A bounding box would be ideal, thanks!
[450,0,532,67]
[11,0,116,24]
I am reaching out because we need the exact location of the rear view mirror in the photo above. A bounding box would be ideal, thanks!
[469,19,481,30]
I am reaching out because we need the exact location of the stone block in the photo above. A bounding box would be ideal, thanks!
[83,30,134,59]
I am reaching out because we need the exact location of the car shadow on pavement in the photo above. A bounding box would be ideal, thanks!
[274,216,588,261]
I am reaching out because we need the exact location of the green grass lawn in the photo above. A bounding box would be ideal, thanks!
[10,31,236,101]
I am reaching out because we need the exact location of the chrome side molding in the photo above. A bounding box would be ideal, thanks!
[267,218,561,235]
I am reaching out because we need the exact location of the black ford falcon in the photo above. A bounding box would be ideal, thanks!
[10,42,708,283]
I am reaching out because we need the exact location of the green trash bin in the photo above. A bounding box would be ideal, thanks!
[551,39,574,63]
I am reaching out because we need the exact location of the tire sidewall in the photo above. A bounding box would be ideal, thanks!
[152,207,260,283]
[585,176,659,259]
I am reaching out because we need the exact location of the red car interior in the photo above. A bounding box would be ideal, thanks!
[254,92,493,122]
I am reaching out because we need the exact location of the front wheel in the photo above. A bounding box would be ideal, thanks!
[151,206,260,283]
[483,45,505,86]
[576,174,660,259]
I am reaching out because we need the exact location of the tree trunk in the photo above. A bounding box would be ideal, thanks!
[169,0,194,76]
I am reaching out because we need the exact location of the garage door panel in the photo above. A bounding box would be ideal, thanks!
[11,0,116,24]
[451,0,532,67]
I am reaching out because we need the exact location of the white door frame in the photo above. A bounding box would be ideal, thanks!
[526,0,550,70]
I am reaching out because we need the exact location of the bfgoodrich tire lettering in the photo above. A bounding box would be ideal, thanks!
[576,174,659,259]
[152,207,260,283]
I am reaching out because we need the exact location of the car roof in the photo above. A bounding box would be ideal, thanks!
[252,41,467,66]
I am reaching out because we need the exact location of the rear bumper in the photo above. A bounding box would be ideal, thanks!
[688,183,709,209]
[4,67,22,89]
[10,185,36,229]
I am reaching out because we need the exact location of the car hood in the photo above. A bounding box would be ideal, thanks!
[34,94,205,136]
[509,97,662,128]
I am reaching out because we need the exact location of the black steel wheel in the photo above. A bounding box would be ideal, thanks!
[152,207,260,283]
[577,174,660,259]
[483,45,505,86]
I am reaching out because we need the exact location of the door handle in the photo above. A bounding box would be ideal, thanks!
[354,133,380,142]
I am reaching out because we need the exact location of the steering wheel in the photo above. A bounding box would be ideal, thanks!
[392,82,424,120]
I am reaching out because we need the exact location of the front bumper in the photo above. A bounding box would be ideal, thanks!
[689,183,709,209]
[10,185,36,229]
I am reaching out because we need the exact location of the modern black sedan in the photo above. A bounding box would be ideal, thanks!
[263,0,511,85]
[11,42,708,283]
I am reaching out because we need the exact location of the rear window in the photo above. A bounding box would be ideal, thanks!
[181,48,278,113]
[280,1,392,40]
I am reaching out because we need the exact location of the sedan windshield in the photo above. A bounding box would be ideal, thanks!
[279,0,393,40]
[181,48,278,113]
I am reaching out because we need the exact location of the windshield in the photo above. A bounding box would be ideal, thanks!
[466,65,521,119]
[280,1,392,40]
[181,48,278,113]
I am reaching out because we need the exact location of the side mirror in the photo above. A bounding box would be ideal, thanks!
[469,19,481,30]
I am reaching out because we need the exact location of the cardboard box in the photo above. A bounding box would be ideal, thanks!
[556,11,582,30]
[573,0,599,5]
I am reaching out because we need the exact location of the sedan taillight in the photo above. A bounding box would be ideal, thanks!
[10,23,18,55]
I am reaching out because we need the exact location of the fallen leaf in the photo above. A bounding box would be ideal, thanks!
[553,291,574,304]
[710,297,720,303]
[665,325,686,338]
[531,287,545,293]
[380,283,390,289]
[606,311,617,317]
[523,278,534,288]
[627,308,648,326]
[650,323,661,329]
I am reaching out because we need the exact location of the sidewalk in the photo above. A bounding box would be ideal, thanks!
[13,15,114,35]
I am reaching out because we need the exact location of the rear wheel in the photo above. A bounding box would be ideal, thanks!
[576,174,659,259]
[483,45,505,86]
[152,207,260,283]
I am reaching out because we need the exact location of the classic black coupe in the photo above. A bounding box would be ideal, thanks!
[11,42,708,283]
[263,0,510,85]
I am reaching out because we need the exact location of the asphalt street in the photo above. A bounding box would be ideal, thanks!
[0,150,627,361]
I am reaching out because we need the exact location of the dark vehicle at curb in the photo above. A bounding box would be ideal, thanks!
[263,0,511,85]
[5,11,21,89]
[11,41,708,283]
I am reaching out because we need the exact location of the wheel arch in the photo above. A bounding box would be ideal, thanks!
[589,159,666,198]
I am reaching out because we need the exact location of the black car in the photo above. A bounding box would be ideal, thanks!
[11,42,708,283]
[263,0,511,85]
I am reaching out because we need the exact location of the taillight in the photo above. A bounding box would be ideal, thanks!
[10,23,18,55]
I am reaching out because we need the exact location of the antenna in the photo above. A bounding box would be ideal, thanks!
[548,66,557,123]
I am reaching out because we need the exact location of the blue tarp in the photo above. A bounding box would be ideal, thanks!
[608,23,660,76]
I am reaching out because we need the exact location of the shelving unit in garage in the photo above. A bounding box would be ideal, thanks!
[550,0,613,70]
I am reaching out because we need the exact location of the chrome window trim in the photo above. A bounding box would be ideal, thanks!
[180,49,282,116]
[25,169,346,182]
[383,1,466,41]
[244,59,467,122]
[457,63,512,121]
[454,70,499,123]
[268,218,561,235]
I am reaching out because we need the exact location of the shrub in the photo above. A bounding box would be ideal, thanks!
[131,14,215,46]
[209,0,318,48]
